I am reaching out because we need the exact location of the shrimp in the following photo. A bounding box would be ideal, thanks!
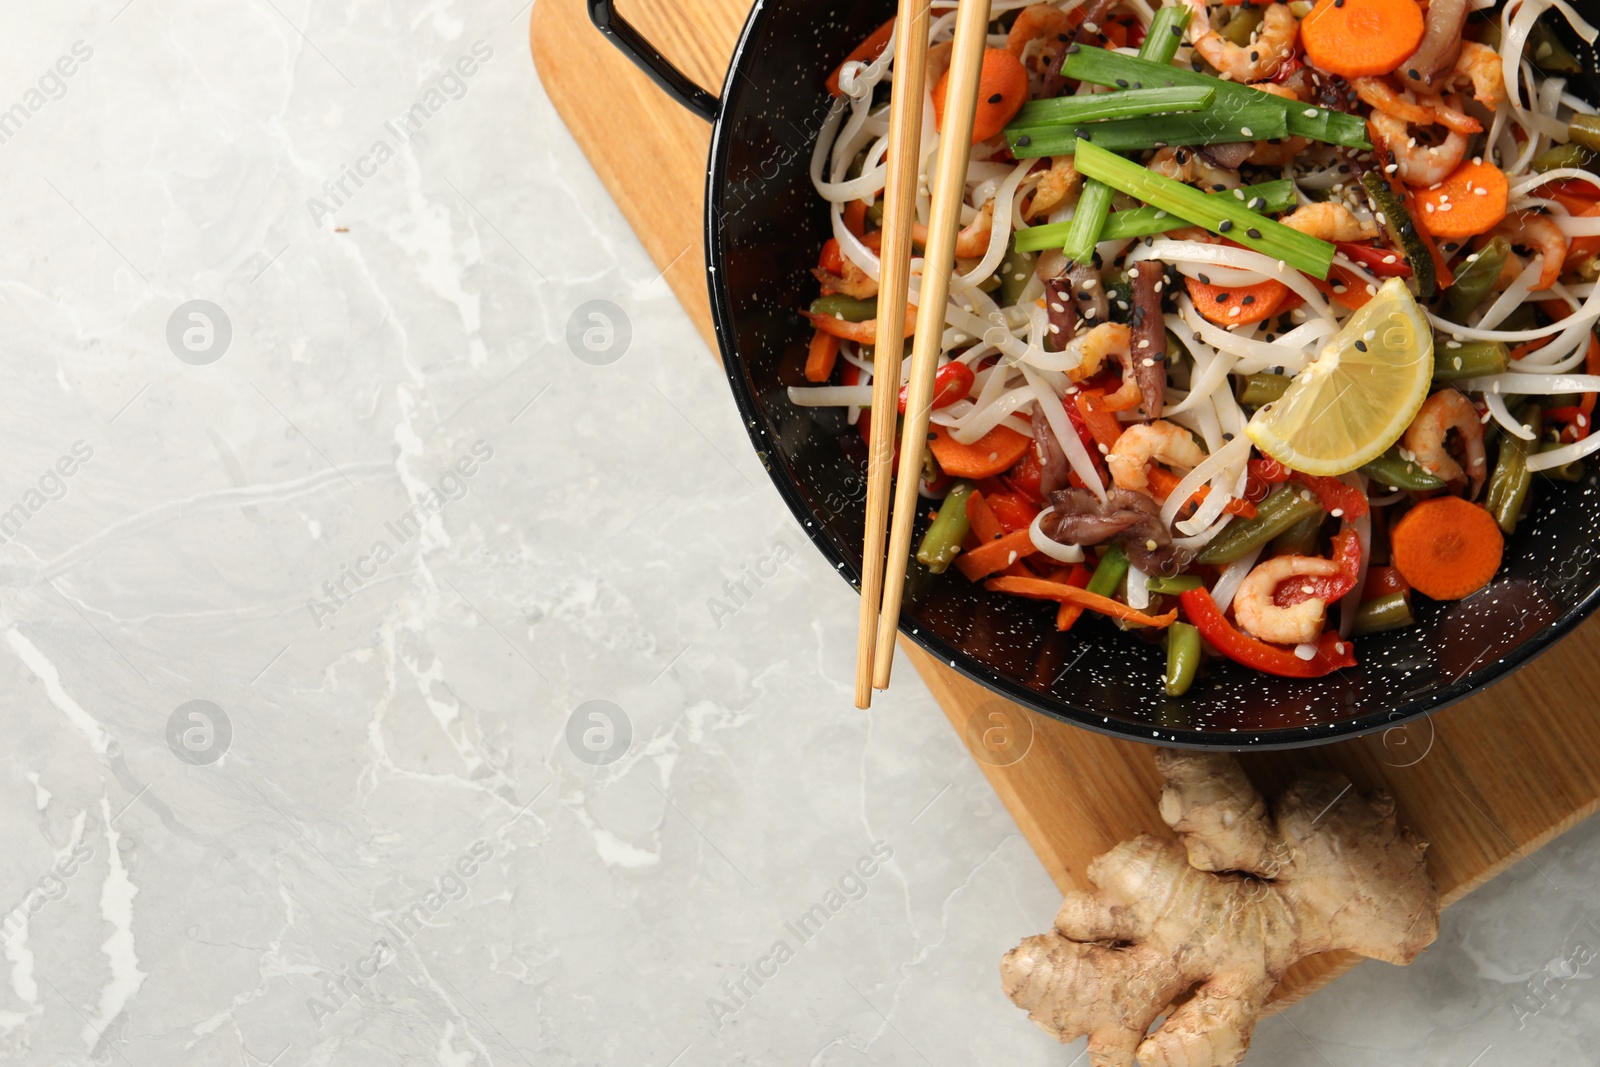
[1148,146,1240,191]
[1181,0,1298,83]
[1106,419,1206,492]
[1281,202,1379,243]
[1350,77,1482,135]
[1451,41,1506,111]
[812,251,877,299]
[1232,555,1343,645]
[1025,156,1081,221]
[912,199,994,259]
[1368,109,1469,187]
[1006,3,1075,76]
[1489,211,1569,292]
[1066,322,1142,411]
[1403,389,1487,497]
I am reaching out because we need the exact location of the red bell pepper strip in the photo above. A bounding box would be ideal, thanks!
[1336,241,1413,278]
[899,361,975,414]
[1074,390,1124,452]
[1003,447,1047,503]
[1251,459,1368,518]
[1288,472,1369,519]
[1273,529,1362,608]
[1361,565,1410,602]
[985,490,1043,533]
[1179,588,1358,678]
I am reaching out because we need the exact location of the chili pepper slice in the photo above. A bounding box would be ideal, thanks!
[899,362,976,414]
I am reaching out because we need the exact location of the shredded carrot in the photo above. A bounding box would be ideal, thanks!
[1072,390,1124,451]
[801,305,915,344]
[826,17,895,97]
[1300,0,1424,78]
[955,528,1038,581]
[965,490,1005,543]
[933,48,1029,144]
[1146,466,1258,518]
[1391,496,1504,601]
[1411,159,1509,240]
[804,330,839,382]
[1406,187,1456,290]
[1183,276,1289,327]
[1056,563,1093,632]
[928,423,1033,480]
[983,575,1179,627]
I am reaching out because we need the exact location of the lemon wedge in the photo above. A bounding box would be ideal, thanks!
[1246,277,1434,477]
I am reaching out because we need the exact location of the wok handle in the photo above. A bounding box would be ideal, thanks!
[587,0,719,122]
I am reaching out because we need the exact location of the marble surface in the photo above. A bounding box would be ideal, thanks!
[1,2,1597,1064]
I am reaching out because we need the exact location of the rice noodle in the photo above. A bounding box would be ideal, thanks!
[1484,389,1538,440]
[1456,373,1600,394]
[1477,259,1545,330]
[1527,431,1600,472]
[1211,547,1263,615]
[787,384,876,407]
[1161,436,1251,530]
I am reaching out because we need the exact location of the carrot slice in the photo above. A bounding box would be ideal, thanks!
[955,528,1038,581]
[933,48,1029,144]
[1183,276,1289,326]
[804,330,840,382]
[1411,159,1509,240]
[826,17,895,97]
[965,490,1006,544]
[983,576,1179,627]
[1391,496,1503,601]
[1300,0,1424,79]
[928,423,1032,479]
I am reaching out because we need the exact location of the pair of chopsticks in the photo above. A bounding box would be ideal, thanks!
[856,0,995,708]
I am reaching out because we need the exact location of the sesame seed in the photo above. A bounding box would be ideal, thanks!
[988,93,1003,104]
[1016,135,1032,147]
[1115,78,1129,88]
[1303,108,1318,117]
[1247,227,1262,239]
[1355,339,1367,352]
[1219,219,1234,232]
[1241,126,1254,137]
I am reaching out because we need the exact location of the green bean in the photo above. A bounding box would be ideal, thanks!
[1533,142,1599,174]
[1197,483,1323,565]
[809,295,877,322]
[1219,5,1264,45]
[1538,437,1587,481]
[1530,23,1584,75]
[1359,447,1446,491]
[1571,115,1600,155]
[1486,404,1541,533]
[1442,236,1511,323]
[999,243,1038,307]
[1269,511,1323,555]
[916,482,973,574]
[1145,574,1204,595]
[1352,591,1415,635]
[1237,372,1290,407]
[1086,544,1130,597]
[1164,622,1202,697]
[1433,339,1509,380]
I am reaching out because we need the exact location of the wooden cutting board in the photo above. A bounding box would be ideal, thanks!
[530,0,1600,1006]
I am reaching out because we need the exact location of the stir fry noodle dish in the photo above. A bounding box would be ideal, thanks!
[789,0,1600,694]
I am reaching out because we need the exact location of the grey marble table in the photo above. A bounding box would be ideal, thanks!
[1,2,1596,1064]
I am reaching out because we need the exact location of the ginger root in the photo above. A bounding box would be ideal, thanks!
[1001,751,1438,1067]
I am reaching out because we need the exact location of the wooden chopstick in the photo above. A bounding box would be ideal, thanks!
[855,0,934,710]
[872,0,993,690]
